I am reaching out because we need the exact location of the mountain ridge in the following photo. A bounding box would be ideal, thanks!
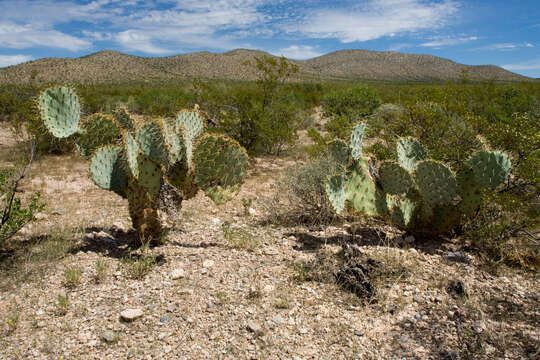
[0,48,531,84]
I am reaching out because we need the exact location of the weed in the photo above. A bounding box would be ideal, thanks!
[6,314,19,334]
[63,266,82,287]
[55,293,69,316]
[215,291,228,304]
[94,260,108,282]
[122,254,156,279]
[222,222,259,251]
[291,261,309,283]
[274,296,291,309]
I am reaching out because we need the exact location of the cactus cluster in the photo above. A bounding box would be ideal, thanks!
[325,124,511,235]
[38,86,249,244]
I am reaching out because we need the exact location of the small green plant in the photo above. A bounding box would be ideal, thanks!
[215,291,228,304]
[56,293,69,316]
[0,141,44,248]
[94,260,109,282]
[241,197,254,216]
[122,254,156,279]
[38,86,249,245]
[63,267,82,287]
[6,314,19,333]
[222,222,259,251]
[274,296,291,309]
[326,124,511,236]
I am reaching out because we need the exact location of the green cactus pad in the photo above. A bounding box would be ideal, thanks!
[162,118,184,164]
[38,86,80,138]
[193,134,248,193]
[124,132,140,178]
[397,137,427,172]
[176,110,204,140]
[413,160,457,206]
[468,151,511,189]
[326,174,346,214]
[344,159,387,216]
[136,121,169,165]
[456,168,483,216]
[378,161,413,195]
[327,140,349,167]
[112,107,136,132]
[75,113,121,158]
[349,123,366,160]
[89,145,128,195]
[137,155,163,197]
[387,195,418,229]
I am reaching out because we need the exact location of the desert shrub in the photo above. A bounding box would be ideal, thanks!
[263,154,343,226]
[0,142,44,248]
[323,83,381,118]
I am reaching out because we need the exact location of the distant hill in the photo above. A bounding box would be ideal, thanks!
[0,48,531,84]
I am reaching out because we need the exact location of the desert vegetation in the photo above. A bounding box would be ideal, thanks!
[0,56,538,359]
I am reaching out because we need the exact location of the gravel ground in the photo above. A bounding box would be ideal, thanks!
[0,152,538,360]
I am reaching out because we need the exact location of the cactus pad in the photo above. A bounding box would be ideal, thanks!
[124,132,140,178]
[387,195,418,229]
[378,161,413,195]
[456,167,483,216]
[38,86,80,138]
[162,118,184,164]
[137,155,163,197]
[113,107,136,132]
[344,160,387,216]
[469,151,511,189]
[193,134,248,195]
[328,140,349,167]
[349,123,366,160]
[89,145,127,195]
[326,174,346,214]
[414,160,457,206]
[76,113,121,158]
[136,121,169,165]
[397,137,427,172]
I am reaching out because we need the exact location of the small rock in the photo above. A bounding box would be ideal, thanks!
[36,321,46,328]
[399,335,409,343]
[34,213,47,220]
[170,268,185,280]
[272,314,284,324]
[246,320,264,336]
[212,218,221,225]
[101,330,118,343]
[203,259,214,268]
[299,328,308,334]
[160,315,172,324]
[354,330,364,336]
[248,207,257,216]
[413,295,423,303]
[442,251,472,264]
[404,235,415,244]
[167,304,176,313]
[120,308,143,321]
[263,284,274,293]
[51,209,66,215]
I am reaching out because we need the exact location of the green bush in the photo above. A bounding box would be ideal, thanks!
[0,143,44,248]
[322,83,381,119]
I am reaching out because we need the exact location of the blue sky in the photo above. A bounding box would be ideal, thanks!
[0,0,539,77]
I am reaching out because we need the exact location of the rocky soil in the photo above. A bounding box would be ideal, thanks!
[0,144,538,359]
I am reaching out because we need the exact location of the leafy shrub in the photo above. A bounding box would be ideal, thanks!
[323,83,381,118]
[0,142,44,248]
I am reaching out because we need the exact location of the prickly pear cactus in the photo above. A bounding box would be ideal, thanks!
[325,123,511,236]
[38,86,249,245]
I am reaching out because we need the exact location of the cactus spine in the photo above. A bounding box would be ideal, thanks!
[38,86,249,244]
[325,123,511,236]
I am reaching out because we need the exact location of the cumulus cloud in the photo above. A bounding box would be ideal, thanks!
[298,0,460,43]
[0,54,33,67]
[275,45,322,59]
[0,22,91,51]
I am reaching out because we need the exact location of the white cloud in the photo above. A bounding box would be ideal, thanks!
[0,22,91,51]
[503,58,540,71]
[298,0,460,43]
[388,43,412,51]
[115,30,169,54]
[420,36,478,47]
[475,42,535,51]
[275,45,322,59]
[0,54,33,67]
